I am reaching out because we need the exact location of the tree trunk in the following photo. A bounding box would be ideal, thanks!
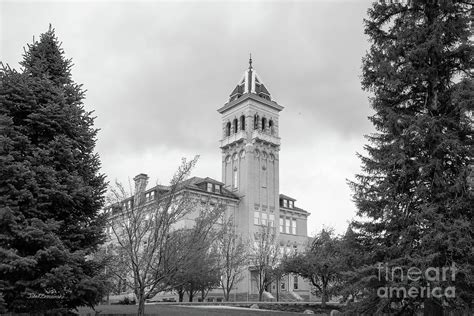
[189,291,194,302]
[259,288,263,301]
[137,288,145,316]
[200,289,205,301]
[276,278,279,302]
[223,287,230,301]
[321,286,327,308]
[178,289,184,302]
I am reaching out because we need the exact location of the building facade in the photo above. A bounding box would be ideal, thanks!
[105,60,312,302]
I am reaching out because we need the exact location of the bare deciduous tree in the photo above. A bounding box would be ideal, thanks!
[215,216,247,301]
[249,224,281,302]
[104,157,223,315]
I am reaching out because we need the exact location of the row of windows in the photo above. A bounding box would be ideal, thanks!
[253,211,275,227]
[103,191,156,214]
[279,217,297,235]
[253,212,297,235]
[278,275,299,291]
[225,115,275,137]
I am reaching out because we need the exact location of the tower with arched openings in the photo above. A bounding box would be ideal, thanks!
[218,58,311,300]
[218,58,282,236]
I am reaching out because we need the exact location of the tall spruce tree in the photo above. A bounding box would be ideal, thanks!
[0,26,107,312]
[349,0,473,314]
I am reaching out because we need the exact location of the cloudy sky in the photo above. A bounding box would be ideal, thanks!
[1,0,375,235]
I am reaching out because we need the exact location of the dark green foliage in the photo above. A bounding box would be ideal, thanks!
[348,0,473,314]
[0,26,107,311]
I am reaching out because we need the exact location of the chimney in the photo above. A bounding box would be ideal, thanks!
[133,173,149,205]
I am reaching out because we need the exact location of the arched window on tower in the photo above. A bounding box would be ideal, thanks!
[269,120,274,135]
[233,167,238,189]
[240,115,245,131]
[254,114,259,130]
[262,117,267,131]
[226,122,231,137]
[233,118,238,134]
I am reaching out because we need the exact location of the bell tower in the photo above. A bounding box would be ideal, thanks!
[218,57,283,234]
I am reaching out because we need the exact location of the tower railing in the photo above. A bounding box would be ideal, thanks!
[220,130,246,148]
[251,130,281,146]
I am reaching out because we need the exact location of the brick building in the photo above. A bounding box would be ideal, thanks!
[105,59,313,302]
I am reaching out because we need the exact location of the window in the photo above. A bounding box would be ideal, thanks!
[269,120,274,134]
[261,117,267,131]
[261,212,267,226]
[289,201,294,208]
[254,211,260,225]
[283,199,288,208]
[215,184,221,193]
[233,118,238,134]
[226,122,231,137]
[279,217,284,233]
[293,275,298,290]
[207,183,213,192]
[269,214,275,227]
[233,168,238,189]
[281,282,285,290]
[291,219,297,235]
[145,192,154,200]
[240,115,245,131]
[254,114,259,130]
[285,219,290,234]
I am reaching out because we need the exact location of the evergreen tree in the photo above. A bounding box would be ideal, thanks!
[0,26,107,312]
[349,0,473,314]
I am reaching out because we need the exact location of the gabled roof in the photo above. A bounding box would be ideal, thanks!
[177,176,238,199]
[140,177,238,200]
[279,194,296,202]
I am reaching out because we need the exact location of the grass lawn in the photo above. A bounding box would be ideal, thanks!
[76,304,307,315]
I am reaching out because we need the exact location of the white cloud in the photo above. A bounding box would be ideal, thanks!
[1,0,374,234]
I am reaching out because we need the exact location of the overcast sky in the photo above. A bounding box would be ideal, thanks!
[1,0,375,235]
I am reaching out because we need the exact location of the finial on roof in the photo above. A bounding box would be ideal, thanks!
[249,53,253,69]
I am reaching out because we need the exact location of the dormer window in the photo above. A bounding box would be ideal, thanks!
[207,183,213,192]
[289,201,294,208]
[215,184,221,193]
[145,191,155,201]
[283,199,288,208]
